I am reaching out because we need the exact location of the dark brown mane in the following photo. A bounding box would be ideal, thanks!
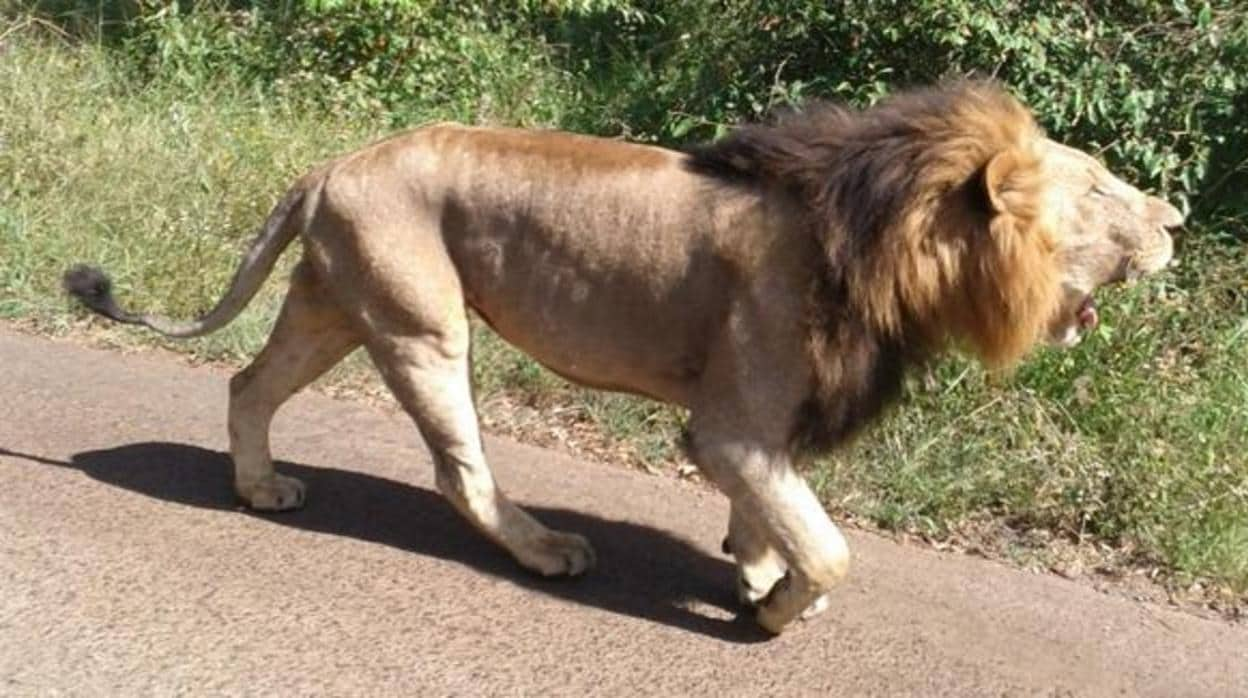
[687,81,1054,453]
[687,96,926,253]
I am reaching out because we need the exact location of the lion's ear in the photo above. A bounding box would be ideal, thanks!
[981,149,1024,214]
[965,145,1056,369]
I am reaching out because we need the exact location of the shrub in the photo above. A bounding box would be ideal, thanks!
[20,1,1247,228]
[534,1,1248,231]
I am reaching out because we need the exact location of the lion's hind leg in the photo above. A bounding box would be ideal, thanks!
[366,327,596,577]
[229,261,361,510]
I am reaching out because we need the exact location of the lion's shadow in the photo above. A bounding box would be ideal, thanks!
[44,442,764,643]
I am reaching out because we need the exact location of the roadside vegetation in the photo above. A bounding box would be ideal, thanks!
[1,1,1244,609]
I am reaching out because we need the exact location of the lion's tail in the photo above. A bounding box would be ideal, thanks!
[63,184,308,339]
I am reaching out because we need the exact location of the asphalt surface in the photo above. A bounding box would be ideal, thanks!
[1,328,1244,696]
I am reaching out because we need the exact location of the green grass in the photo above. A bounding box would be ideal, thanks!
[817,252,1248,591]
[0,34,368,355]
[2,28,1245,597]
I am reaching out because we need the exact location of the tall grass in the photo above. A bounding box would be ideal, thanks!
[1,35,367,352]
[1,26,1245,596]
[820,248,1247,590]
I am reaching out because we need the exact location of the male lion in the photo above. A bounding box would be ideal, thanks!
[64,82,1181,635]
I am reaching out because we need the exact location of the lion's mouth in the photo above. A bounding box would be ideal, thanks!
[1076,295,1098,331]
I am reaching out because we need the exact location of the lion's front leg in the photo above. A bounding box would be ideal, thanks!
[723,503,834,620]
[695,435,849,635]
[723,503,786,606]
[740,467,848,634]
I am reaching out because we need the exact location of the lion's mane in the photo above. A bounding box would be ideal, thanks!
[688,82,1061,452]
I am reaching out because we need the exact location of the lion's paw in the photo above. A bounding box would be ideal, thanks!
[737,559,787,607]
[515,530,596,577]
[236,474,306,511]
[755,574,832,634]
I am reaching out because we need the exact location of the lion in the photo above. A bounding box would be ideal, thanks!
[64,81,1181,635]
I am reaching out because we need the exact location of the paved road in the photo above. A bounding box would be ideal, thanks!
[1,329,1244,696]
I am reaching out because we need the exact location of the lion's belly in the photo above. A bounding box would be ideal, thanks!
[464,261,714,406]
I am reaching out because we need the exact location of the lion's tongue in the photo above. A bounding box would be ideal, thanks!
[1077,297,1099,330]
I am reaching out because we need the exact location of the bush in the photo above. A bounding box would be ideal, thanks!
[19,1,1248,229]
[535,1,1248,232]
[20,0,578,124]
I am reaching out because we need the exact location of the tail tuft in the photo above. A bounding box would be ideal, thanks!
[63,264,111,302]
[63,264,141,325]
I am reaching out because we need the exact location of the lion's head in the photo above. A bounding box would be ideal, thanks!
[691,81,1181,369]
[689,80,1182,449]
[1037,139,1182,348]
[908,127,1183,368]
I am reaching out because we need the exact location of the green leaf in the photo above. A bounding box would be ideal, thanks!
[1197,4,1213,29]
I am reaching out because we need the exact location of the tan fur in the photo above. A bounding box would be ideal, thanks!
[68,82,1181,636]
